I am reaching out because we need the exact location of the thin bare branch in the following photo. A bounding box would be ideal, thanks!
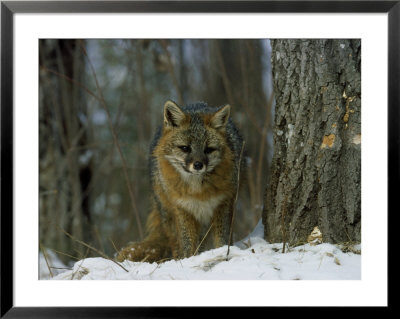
[226,140,246,259]
[41,65,102,103]
[56,225,129,273]
[214,41,235,107]
[109,238,120,254]
[78,40,144,240]
[71,247,90,280]
[159,40,184,105]
[48,248,80,261]
[193,222,214,257]
[39,243,53,278]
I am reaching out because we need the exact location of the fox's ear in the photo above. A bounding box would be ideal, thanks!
[210,104,231,129]
[164,100,186,127]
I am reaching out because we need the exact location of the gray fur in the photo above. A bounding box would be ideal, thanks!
[149,102,244,183]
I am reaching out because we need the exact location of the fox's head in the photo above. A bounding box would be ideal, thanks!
[159,100,232,178]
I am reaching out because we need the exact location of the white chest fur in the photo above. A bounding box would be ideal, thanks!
[175,195,225,224]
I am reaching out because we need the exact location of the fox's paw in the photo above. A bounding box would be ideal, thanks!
[116,242,147,262]
[116,242,168,263]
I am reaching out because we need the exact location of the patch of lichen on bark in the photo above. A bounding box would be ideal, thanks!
[321,134,336,149]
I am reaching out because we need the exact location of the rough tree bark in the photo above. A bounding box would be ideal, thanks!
[262,39,361,244]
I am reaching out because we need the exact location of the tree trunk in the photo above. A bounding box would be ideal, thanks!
[39,39,93,260]
[262,39,361,245]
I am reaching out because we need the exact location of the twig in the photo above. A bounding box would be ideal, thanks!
[40,66,102,103]
[48,248,80,261]
[39,189,58,196]
[50,267,73,270]
[73,248,86,260]
[71,247,90,280]
[226,140,246,259]
[148,263,161,276]
[39,243,53,278]
[109,238,120,254]
[93,225,105,254]
[344,227,354,243]
[78,41,143,240]
[56,225,129,273]
[214,41,235,108]
[159,40,184,105]
[193,222,214,257]
[281,194,289,254]
[156,257,174,264]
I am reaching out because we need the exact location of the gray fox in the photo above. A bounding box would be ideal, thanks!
[117,100,244,262]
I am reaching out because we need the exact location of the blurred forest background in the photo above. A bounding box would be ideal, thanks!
[39,39,274,264]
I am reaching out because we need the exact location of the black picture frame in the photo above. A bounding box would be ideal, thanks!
[1,0,396,317]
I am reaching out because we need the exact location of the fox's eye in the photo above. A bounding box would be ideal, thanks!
[178,146,191,153]
[204,147,216,154]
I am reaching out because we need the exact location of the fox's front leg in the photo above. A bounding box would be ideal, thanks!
[175,210,200,258]
[212,201,234,248]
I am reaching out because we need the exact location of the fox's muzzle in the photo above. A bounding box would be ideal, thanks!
[193,161,204,170]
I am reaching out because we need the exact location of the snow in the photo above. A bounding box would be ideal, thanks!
[39,250,70,280]
[50,220,361,280]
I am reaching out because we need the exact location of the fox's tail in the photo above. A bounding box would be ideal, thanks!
[116,210,172,263]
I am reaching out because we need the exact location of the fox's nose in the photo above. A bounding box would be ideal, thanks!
[193,161,204,170]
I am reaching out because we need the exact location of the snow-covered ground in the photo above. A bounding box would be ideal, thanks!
[45,220,361,280]
[39,250,70,280]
